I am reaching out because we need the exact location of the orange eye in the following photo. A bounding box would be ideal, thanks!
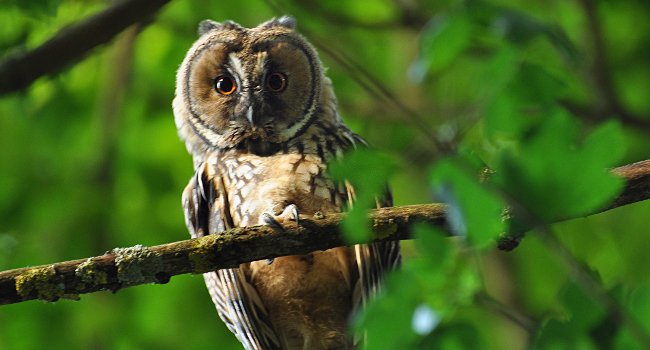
[267,72,287,92]
[214,75,236,95]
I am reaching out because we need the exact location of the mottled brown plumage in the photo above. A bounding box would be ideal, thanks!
[174,16,400,350]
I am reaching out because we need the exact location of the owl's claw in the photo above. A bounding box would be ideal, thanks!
[261,205,299,266]
[285,204,300,225]
[260,204,300,229]
[261,213,283,229]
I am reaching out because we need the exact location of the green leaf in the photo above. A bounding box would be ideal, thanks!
[3,0,61,17]
[494,109,625,221]
[356,224,481,349]
[582,120,626,166]
[483,60,564,146]
[511,63,566,105]
[614,284,650,349]
[355,267,423,350]
[419,322,484,350]
[535,281,605,350]
[329,149,395,243]
[478,45,521,99]
[559,282,606,332]
[410,11,473,81]
[485,92,528,140]
[429,158,505,248]
[413,224,453,268]
[470,2,579,63]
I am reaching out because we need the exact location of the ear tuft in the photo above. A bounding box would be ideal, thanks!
[198,20,220,36]
[261,16,296,30]
[275,16,296,29]
[197,19,242,36]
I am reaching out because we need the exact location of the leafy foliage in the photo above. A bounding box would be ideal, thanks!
[356,225,481,349]
[0,0,649,349]
[329,149,396,243]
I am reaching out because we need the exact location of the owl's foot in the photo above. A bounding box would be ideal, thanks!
[261,204,300,265]
[260,204,300,229]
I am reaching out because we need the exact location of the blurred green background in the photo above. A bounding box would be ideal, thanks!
[0,0,649,349]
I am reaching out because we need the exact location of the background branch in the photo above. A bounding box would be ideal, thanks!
[573,0,650,132]
[0,0,169,95]
[0,160,648,306]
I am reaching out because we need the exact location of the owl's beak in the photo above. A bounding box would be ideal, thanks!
[246,105,254,125]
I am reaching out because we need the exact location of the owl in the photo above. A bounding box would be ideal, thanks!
[173,16,400,350]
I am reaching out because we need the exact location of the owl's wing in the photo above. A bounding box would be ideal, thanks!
[182,161,281,350]
[343,132,402,313]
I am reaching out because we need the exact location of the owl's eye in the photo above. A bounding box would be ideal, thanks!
[266,72,287,92]
[214,75,237,95]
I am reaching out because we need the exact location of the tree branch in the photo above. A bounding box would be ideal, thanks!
[0,160,648,305]
[607,159,650,210]
[0,0,170,95]
[0,204,446,305]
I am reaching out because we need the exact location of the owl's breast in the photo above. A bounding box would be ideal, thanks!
[219,152,345,227]
[216,151,354,348]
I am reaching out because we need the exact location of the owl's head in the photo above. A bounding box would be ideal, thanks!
[174,16,331,157]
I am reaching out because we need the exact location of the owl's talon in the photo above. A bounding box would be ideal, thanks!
[285,204,300,225]
[261,213,283,229]
[261,204,300,231]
